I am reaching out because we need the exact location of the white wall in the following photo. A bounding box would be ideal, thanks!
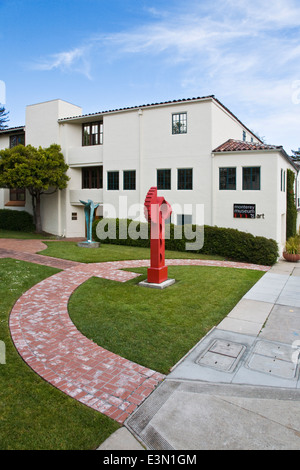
[211,101,260,149]
[26,100,82,148]
[212,150,297,252]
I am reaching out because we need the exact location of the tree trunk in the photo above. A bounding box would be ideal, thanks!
[35,193,43,233]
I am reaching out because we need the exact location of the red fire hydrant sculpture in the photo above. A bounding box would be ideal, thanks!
[144,187,172,284]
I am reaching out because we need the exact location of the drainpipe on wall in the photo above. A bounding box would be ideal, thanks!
[211,152,215,227]
[138,108,143,216]
[58,189,62,236]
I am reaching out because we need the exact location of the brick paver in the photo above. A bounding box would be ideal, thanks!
[2,240,270,423]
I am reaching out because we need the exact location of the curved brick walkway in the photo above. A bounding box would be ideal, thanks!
[1,241,270,424]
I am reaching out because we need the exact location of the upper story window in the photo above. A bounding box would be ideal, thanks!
[172,113,187,134]
[82,166,103,189]
[243,167,260,190]
[280,169,286,192]
[10,133,25,148]
[107,171,119,190]
[157,169,171,190]
[243,130,246,142]
[178,168,193,190]
[219,167,236,190]
[123,170,136,190]
[82,121,103,146]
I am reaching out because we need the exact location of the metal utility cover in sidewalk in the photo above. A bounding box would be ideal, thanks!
[196,339,246,372]
[247,340,298,380]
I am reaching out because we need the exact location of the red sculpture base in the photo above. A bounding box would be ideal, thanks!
[147,266,168,284]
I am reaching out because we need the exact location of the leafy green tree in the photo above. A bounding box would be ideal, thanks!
[0,106,9,129]
[0,144,69,233]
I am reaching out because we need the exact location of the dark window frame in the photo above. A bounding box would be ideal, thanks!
[172,113,187,134]
[9,133,25,148]
[107,171,119,190]
[123,170,136,190]
[177,168,193,190]
[219,167,236,190]
[177,214,192,225]
[242,166,261,190]
[157,169,171,190]
[9,188,26,202]
[81,166,103,189]
[82,121,103,146]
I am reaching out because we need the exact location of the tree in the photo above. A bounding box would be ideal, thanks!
[0,144,69,233]
[286,169,297,239]
[291,148,300,162]
[0,106,9,129]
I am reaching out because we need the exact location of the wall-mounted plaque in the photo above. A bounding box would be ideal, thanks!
[233,204,256,219]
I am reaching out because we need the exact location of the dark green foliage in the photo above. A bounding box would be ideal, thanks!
[93,218,278,265]
[286,169,297,239]
[0,107,9,129]
[0,144,69,233]
[0,209,35,232]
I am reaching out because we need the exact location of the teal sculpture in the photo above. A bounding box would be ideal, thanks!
[78,199,100,247]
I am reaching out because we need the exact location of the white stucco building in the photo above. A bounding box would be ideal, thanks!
[0,95,299,253]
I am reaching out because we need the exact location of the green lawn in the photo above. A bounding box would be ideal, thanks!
[0,236,265,449]
[0,258,119,450]
[68,266,264,374]
[39,240,225,263]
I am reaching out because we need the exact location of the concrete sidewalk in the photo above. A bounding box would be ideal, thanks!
[99,260,300,450]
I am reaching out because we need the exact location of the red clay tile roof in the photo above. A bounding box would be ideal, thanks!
[213,139,282,153]
[213,139,298,171]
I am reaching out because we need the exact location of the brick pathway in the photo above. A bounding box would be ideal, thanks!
[1,239,270,424]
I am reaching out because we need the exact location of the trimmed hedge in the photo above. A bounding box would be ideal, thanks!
[93,218,278,266]
[0,209,35,232]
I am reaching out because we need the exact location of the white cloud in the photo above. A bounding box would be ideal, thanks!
[29,0,300,152]
[32,46,92,79]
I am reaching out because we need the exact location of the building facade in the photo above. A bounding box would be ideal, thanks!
[0,96,298,253]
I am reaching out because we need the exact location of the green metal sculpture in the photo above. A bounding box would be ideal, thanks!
[80,199,99,243]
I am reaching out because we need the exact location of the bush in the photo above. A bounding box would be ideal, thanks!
[93,218,279,266]
[0,209,35,232]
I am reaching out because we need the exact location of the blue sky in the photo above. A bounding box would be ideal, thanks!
[1,0,300,152]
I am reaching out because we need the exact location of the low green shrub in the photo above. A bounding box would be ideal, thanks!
[92,218,278,266]
[0,209,35,232]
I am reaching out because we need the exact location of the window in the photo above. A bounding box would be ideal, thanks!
[82,122,103,146]
[281,169,286,192]
[82,166,103,189]
[243,130,246,142]
[172,113,187,134]
[243,167,260,190]
[219,168,236,190]
[178,168,193,190]
[10,134,25,148]
[72,212,77,220]
[123,170,136,190]
[177,214,192,225]
[157,169,171,190]
[107,171,119,190]
[9,188,25,202]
